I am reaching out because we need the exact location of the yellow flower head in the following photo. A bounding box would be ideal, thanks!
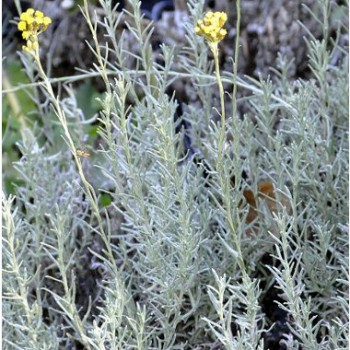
[17,8,52,54]
[195,11,228,44]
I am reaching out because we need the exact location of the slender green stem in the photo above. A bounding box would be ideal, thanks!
[35,52,123,272]
[232,0,241,123]
[82,0,112,95]
[211,43,226,170]
[229,1,246,271]
[34,54,98,216]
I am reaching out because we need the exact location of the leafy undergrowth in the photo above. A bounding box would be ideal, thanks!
[2,0,348,349]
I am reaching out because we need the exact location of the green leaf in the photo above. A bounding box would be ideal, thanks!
[4,58,37,117]
[76,81,104,120]
[99,193,113,207]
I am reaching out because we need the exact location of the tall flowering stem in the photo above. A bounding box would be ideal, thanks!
[17,9,100,223]
[196,10,247,271]
[17,8,121,263]
[16,10,128,347]
[195,11,228,168]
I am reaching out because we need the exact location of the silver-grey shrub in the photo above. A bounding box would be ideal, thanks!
[3,0,348,349]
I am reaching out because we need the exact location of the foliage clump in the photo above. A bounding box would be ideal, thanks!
[2,0,348,349]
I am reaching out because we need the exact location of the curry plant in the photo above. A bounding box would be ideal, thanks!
[2,0,348,349]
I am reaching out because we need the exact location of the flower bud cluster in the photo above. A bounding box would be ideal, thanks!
[17,8,52,54]
[195,11,228,43]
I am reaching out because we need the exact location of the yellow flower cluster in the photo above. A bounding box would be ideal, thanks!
[195,11,228,44]
[17,8,52,54]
